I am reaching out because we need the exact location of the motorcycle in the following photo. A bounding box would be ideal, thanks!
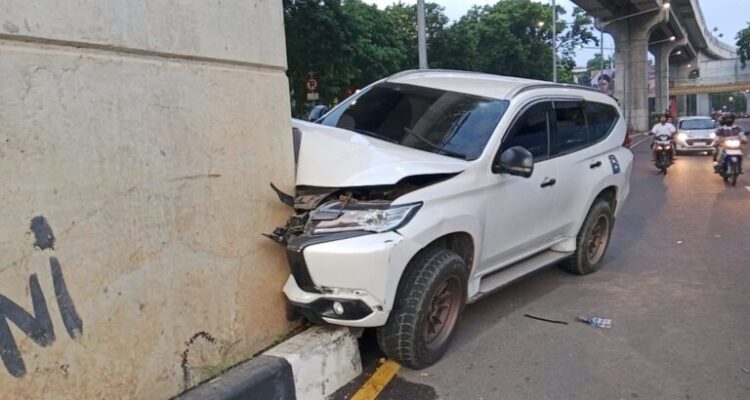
[714,137,744,186]
[653,133,673,175]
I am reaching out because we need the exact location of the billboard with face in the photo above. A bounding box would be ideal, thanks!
[591,69,615,96]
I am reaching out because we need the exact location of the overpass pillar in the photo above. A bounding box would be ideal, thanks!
[651,38,688,116]
[697,93,711,115]
[605,10,668,132]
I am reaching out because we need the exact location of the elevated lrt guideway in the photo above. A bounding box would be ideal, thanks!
[571,0,736,129]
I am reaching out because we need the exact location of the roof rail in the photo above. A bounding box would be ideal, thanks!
[509,83,614,99]
[385,68,500,82]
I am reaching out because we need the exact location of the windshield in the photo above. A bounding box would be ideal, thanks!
[679,119,715,130]
[319,82,510,160]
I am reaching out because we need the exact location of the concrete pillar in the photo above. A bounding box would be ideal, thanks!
[651,38,688,116]
[605,10,668,132]
[676,96,688,116]
[745,92,750,115]
[0,2,294,399]
[697,93,711,116]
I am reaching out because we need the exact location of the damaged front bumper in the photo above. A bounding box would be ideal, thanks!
[282,230,422,327]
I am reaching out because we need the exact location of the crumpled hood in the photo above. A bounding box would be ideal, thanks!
[292,119,468,187]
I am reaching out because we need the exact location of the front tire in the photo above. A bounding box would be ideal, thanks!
[561,198,614,275]
[377,247,467,369]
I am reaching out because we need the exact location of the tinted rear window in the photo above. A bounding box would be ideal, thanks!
[584,102,619,143]
[551,101,588,156]
[319,82,509,160]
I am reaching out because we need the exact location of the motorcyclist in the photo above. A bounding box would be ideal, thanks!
[713,112,748,166]
[650,113,676,162]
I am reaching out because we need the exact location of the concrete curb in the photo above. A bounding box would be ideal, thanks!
[176,326,361,400]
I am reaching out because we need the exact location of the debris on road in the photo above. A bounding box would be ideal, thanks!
[578,316,612,329]
[523,314,569,325]
[677,240,684,245]
[741,367,750,374]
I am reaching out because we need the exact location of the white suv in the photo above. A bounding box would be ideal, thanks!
[269,70,633,369]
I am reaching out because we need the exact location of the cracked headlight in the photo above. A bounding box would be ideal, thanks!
[306,201,422,234]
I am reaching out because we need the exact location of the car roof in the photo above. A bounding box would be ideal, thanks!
[386,69,607,101]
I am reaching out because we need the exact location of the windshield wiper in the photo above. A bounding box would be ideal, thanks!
[404,127,467,160]
[351,128,399,144]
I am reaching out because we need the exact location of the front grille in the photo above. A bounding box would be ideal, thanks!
[686,139,712,146]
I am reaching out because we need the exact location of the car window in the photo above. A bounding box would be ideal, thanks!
[679,119,715,130]
[551,101,588,156]
[318,82,509,160]
[501,102,551,161]
[585,102,619,144]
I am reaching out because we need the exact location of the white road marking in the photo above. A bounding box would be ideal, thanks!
[630,136,651,149]
[745,186,750,192]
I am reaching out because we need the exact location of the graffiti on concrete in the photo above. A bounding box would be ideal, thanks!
[180,331,217,390]
[30,216,56,251]
[0,219,83,378]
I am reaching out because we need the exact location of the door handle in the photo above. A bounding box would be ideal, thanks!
[540,178,556,188]
[590,161,602,169]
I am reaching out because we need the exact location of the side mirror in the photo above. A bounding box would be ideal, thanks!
[493,146,534,178]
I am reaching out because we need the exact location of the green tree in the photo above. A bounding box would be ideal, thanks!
[586,54,613,71]
[284,0,411,116]
[342,0,409,86]
[556,7,599,61]
[429,1,597,82]
[384,2,450,69]
[711,92,748,113]
[430,2,552,79]
[737,22,750,68]
[284,0,355,116]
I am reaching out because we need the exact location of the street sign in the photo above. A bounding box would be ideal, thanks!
[306,92,319,101]
[305,77,319,93]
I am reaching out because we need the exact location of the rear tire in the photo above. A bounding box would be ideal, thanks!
[377,247,468,369]
[731,165,738,186]
[561,198,614,275]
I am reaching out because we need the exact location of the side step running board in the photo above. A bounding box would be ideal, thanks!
[471,250,572,302]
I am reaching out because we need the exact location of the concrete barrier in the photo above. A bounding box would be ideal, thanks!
[177,326,362,400]
[0,1,295,398]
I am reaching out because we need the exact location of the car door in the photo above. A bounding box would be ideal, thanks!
[550,100,620,239]
[478,101,559,274]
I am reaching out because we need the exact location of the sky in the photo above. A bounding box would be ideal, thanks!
[366,0,749,66]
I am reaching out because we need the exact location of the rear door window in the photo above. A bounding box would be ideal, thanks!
[585,102,619,144]
[550,101,588,157]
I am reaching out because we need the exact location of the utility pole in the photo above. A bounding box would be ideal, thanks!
[599,26,614,71]
[552,0,557,82]
[417,0,428,69]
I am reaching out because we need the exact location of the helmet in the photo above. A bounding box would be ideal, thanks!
[720,112,736,125]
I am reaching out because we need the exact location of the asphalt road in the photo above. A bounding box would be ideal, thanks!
[334,142,750,400]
